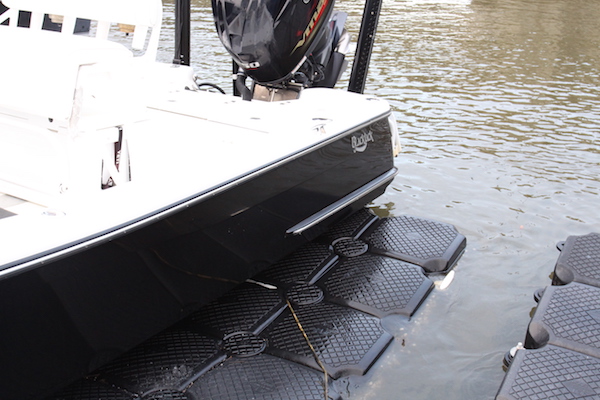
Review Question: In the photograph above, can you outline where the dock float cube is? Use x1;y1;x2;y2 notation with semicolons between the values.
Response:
50;210;466;399
497;231;600;400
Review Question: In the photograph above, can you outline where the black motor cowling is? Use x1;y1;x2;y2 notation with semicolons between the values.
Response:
212;0;336;85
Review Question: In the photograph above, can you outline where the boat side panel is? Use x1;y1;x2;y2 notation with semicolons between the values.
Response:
0;115;394;400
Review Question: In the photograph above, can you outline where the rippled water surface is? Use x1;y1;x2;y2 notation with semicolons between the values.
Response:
157;0;600;398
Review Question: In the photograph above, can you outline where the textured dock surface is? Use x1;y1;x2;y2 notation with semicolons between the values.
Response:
49;209;465;400
497;232;600;400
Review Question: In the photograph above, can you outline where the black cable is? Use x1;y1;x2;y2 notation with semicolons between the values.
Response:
196;82;226;94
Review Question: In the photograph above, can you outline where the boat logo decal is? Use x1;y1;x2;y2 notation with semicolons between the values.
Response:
293;0;330;52
351;130;374;153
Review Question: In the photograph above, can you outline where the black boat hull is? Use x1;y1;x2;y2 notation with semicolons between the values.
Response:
0;114;396;399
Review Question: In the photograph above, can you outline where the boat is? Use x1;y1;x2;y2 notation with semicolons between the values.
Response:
0;0;399;398
0;0;90;31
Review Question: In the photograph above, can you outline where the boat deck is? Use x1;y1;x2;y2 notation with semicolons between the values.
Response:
497;233;600;400
0;85;393;277
47;209;466;399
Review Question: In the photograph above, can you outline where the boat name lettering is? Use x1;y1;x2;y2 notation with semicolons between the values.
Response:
351;131;374;153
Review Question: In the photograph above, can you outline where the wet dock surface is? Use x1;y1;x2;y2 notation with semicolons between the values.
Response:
49;209;465;399
497;233;600;400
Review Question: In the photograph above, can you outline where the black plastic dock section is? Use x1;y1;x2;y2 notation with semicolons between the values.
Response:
497;232;600;400
49;209;465;400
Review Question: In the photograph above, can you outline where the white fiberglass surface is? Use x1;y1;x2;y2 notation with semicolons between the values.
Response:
0;85;389;271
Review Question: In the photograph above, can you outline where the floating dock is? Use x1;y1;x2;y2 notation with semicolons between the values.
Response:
497;232;600;400
49;209;466;400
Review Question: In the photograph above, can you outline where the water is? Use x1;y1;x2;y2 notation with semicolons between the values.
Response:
157;1;600;398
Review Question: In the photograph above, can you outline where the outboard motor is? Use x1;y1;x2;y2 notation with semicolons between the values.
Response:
212;0;350;100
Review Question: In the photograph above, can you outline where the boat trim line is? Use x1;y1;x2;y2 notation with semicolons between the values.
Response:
286;167;398;235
